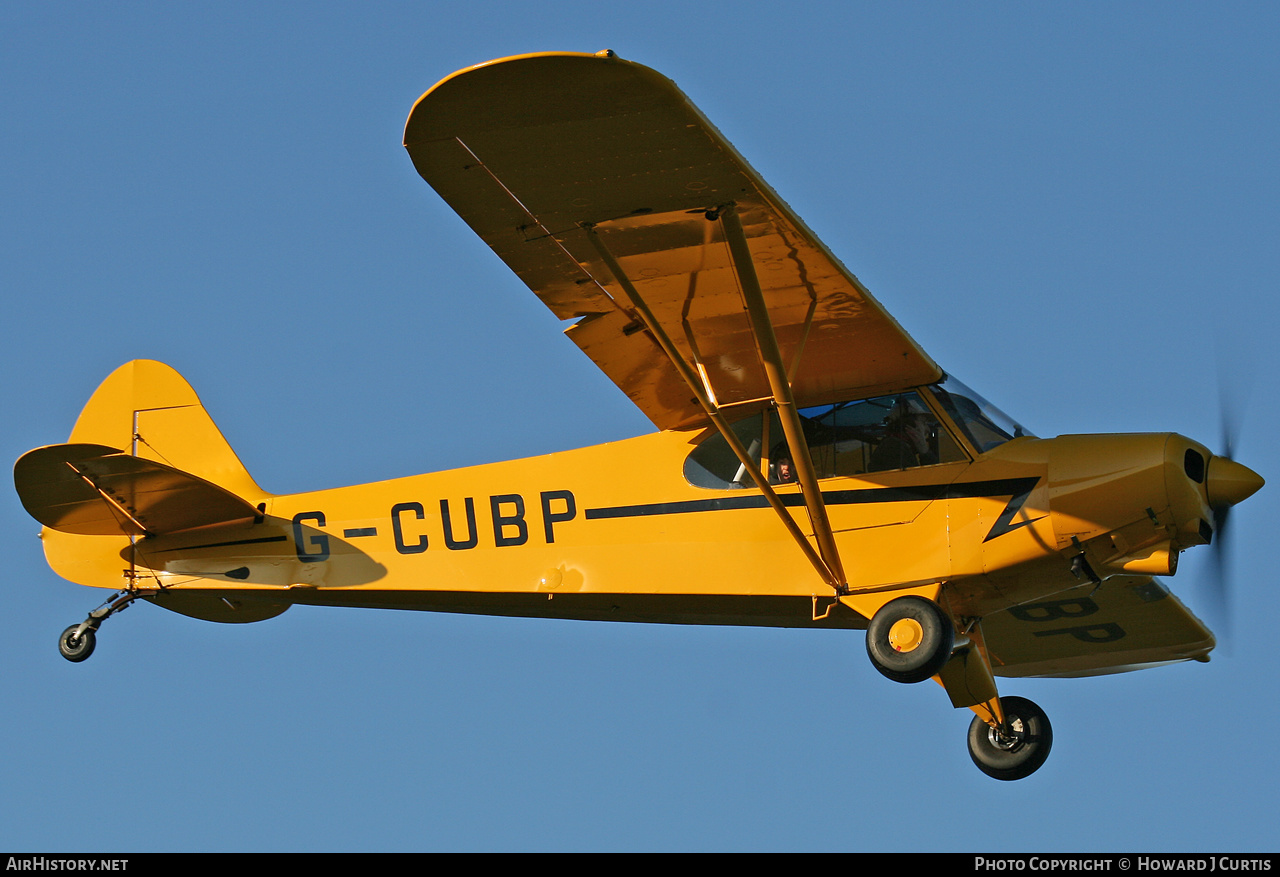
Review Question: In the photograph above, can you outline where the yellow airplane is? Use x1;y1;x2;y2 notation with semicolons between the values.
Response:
14;51;1264;781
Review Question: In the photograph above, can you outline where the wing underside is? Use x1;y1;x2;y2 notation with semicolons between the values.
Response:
404;52;942;431
981;576;1215;678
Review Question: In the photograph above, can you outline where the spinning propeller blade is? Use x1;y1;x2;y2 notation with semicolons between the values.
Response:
1203;372;1264;641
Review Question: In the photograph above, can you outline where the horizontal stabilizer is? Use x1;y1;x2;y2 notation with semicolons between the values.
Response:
15;443;258;536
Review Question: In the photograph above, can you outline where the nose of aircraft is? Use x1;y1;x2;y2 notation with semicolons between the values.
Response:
1206;456;1264;509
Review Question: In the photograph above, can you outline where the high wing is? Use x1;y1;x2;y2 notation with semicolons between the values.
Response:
980;576;1215;678
404;51;941;431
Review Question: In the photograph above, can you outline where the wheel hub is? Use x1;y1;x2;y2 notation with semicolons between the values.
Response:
987;715;1026;751
887;617;924;653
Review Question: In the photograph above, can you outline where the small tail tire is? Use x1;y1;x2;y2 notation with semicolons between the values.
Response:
58;625;96;663
865;596;955;683
968;696;1053;781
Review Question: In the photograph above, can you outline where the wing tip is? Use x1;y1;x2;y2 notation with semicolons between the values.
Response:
404;51;669;146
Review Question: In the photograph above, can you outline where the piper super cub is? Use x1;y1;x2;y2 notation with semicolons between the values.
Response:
15;52;1264;780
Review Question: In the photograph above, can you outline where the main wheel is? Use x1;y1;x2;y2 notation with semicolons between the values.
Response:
865;596;955;683
967;696;1052;781
58;625;96;663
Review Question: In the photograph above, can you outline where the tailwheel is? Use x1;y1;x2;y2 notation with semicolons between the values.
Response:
865;595;955;683
56;590;141;663
58;625;96;663
967;696;1053;781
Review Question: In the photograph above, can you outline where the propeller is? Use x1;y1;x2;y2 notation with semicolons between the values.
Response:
1203;370;1264;641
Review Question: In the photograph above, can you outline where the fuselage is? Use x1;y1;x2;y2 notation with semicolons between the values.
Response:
95;398;1231;632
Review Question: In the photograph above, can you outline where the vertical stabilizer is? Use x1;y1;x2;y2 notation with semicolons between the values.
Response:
37;360;267;590
67;360;266;501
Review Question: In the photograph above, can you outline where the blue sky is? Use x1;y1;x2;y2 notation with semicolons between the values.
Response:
3;2;1278;851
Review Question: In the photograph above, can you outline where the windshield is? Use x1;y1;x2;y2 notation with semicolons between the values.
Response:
927;376;1032;452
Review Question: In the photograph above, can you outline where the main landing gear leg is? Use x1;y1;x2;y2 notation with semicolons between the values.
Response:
926;614;1054;778
937;619;1054;780
58;590;141;663
861;596;1055;781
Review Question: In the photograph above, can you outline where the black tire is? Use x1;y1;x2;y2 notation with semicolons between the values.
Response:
865;596;955;683
58;625;96;663
967;696;1053;781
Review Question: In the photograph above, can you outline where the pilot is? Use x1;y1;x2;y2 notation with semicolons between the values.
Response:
771;444;796;484
869;399;935;472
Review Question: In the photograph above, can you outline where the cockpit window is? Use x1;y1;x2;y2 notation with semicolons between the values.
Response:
797;393;967;478
927;377;1032;452
683;412;771;490
684;390;968;490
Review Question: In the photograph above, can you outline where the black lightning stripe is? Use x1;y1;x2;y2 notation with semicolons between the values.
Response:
980;480;1044;543
585;476;1041;543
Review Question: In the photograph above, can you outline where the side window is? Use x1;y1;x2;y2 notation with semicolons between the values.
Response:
683;392;967;490
799;393;965;477
684;413;766;490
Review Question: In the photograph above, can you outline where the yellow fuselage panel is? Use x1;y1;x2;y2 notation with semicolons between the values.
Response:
45;425;1215;633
